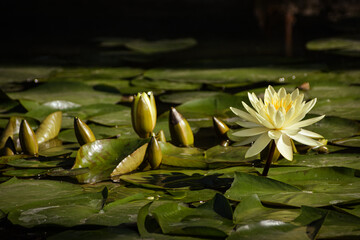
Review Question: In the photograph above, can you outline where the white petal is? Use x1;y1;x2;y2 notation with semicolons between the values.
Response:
236;121;262;128
290;115;325;129
232;127;268;137
298;129;324;138
281;128;300;135
245;133;271;158
268;130;281;139
230;107;259;123
278;87;286;99
283;106;295;126
242;102;274;129
275;134;293;160
233;135;259;146
290;133;323;147
291;88;299;100
274;109;285;129
235;121;262;128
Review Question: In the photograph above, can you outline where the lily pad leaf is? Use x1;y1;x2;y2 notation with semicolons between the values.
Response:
125;38;197;54
72;138;147;183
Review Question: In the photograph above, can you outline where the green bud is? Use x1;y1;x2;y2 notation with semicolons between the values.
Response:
147;136;162;169
131;92;157;138
19;119;38;156
35;111;62;144
212;116;231;146
169;107;194;147
0;137;16;156
0;117;15;149
74;117;96;146
156;130;166;142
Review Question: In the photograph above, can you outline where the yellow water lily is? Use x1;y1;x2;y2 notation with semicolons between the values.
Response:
230;86;325;161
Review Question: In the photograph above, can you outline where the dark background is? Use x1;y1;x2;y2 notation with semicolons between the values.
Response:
1;0;360;65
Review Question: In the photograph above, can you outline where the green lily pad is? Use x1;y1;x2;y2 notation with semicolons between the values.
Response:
2;168;48;177
47;227;141;240
0;89;19;113
124;38;197;54
0;178;84;213
50;67;143;81
58;124;136;143
6;158;67;168
305;115;360;141
8;190;104;228
159;142;207;168
295;206;360;239
150;201;234;238
306;37;360;56
88;109;132;126
73;138;147;183
233;194;300;225
159;91;228;104
312;98;360;120
0;66;59;84
145;66;321;85
333;136;360;147
277;153;360;170
8;81;121;105
131;78;201;91
228;222;308;240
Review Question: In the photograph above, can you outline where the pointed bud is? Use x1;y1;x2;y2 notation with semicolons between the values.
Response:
19;119;38;156
147;136;162;169
74;117;96;146
131;92;157;138
156;130;166;142
0;117;15;149
169;107;194;147
213;116;231;146
0;137;16;156
35;111;62;144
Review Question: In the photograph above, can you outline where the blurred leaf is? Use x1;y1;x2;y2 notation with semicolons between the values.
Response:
125;38;197;54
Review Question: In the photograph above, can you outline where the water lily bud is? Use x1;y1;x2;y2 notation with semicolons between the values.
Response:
131;92;157;138
147;136;162;169
213;116;230;146
0;137;16;156
156;130;166;142
19;119;38;156
0;117;15;149
35;111;62;144
169;107;194;147
74;117;96;146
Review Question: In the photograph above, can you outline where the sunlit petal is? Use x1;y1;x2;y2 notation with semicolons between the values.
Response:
268;130;281;139
290;115;325;129
232;127;268;137
298;129;324;138
290;133;323;146
275;134;293;160
230;107;259;123
245;133;271;158
235;121;262;128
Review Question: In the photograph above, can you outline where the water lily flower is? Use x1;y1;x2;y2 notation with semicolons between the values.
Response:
131;92;157;138
230;86;325;161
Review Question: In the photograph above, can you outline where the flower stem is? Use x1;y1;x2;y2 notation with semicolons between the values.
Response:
262;140;276;177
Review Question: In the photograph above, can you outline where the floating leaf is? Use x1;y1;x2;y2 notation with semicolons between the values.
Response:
3;168;47;177
125;38;197;54
73;138;147;183
8;81;121;105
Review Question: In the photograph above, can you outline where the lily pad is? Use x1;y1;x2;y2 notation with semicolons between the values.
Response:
124;38;197;54
8;81;121;105
2;168;48;177
73;138;147;183
159;91;228;104
312;98;360;120
306;37;360;56
0;178;84;213
6;158;67;168
131;78;201;91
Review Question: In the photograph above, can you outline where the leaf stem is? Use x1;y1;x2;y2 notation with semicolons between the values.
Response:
262;140;276;177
